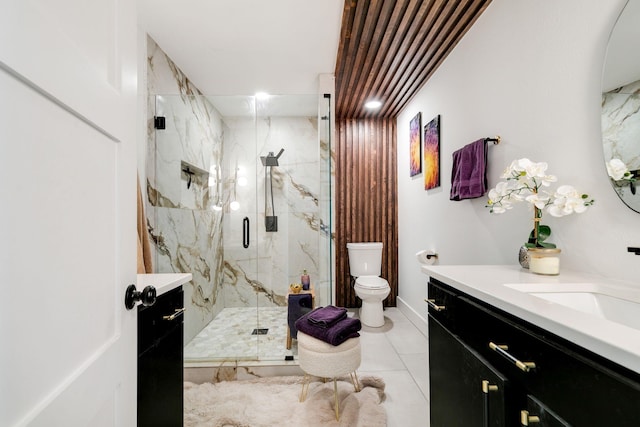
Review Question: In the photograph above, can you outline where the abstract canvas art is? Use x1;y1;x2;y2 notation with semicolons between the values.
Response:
409;112;422;176
423;115;440;190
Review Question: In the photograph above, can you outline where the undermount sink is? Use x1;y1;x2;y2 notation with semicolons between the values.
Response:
504;282;640;331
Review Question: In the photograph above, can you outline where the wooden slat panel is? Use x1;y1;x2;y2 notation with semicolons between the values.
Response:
378;0;455;117
335;0;492;119
365;0;443;118
336;118;397;308
335;0;372;108
389;0;491;114
332;0;491;309
339;0;386;114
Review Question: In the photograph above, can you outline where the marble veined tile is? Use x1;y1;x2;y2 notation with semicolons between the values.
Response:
602;79;640;170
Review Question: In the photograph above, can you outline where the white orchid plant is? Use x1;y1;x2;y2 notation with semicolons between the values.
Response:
486;158;595;248
606;158;637;195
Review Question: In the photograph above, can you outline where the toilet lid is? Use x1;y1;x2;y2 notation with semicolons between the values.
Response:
355;276;389;289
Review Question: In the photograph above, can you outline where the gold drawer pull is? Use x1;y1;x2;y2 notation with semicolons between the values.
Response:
489;342;536;372
425;298;446;311
520;410;540;425
481;380;498;393
163;307;186;321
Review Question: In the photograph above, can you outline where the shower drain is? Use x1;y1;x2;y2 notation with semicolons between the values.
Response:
251;328;269;335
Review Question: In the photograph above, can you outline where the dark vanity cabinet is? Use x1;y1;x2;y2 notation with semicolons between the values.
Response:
427;278;640;426
430;316;508;426
137;286;184;427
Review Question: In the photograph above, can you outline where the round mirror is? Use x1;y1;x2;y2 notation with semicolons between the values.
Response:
602;0;640;213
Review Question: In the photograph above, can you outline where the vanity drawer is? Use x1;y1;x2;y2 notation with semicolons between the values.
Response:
138;287;184;355
457;295;640;426
427;280;459;327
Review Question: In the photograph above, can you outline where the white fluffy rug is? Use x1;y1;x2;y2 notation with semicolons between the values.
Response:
184;375;386;427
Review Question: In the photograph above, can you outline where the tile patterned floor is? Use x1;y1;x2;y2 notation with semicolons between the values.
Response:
358;308;430;427
184;306;430;426
184;307;296;362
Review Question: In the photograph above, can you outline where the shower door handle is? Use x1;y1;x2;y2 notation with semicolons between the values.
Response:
243;217;250;248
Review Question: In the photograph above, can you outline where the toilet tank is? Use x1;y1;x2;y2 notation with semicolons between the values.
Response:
347;242;383;277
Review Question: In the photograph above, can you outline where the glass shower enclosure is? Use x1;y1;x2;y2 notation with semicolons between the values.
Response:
147;93;333;363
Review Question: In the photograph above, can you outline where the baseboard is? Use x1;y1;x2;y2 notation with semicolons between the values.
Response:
396;296;428;337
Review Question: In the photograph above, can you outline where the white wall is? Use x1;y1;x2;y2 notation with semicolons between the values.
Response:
397;0;639;324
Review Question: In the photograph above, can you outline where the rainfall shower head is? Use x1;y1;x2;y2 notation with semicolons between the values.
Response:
260;148;285;167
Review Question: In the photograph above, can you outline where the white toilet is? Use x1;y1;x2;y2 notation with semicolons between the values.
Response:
347;242;391;328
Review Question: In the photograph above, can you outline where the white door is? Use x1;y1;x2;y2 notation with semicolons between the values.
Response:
0;1;139;426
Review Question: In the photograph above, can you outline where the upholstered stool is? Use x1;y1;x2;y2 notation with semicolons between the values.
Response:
297;331;361;420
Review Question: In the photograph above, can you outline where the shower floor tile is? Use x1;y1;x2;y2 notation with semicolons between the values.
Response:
184;307;296;362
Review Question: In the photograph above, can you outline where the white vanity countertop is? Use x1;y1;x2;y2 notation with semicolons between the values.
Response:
421;264;640;375
137;273;192;296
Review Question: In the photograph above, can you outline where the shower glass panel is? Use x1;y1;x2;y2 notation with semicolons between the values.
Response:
150;95;259;361
318;94;334;307
149;93;332;363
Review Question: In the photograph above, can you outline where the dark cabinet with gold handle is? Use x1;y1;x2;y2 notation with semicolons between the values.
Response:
138;286;184;427
520;396;570;426
429;315;508;426
428;278;640;426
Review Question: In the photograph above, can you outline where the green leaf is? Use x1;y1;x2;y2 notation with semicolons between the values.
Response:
537;225;551;242
526;224;554;247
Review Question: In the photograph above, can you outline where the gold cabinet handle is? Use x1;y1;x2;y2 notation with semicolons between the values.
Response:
163;307;186;321
520;410;541;425
481;380;498;393
425;298;446;311
489;342;536;372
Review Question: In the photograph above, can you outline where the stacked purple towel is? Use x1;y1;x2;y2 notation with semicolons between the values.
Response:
307;305;347;328
295;306;361;346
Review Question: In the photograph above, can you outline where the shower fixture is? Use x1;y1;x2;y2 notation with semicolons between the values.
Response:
262;148;284;232
260;148;284;167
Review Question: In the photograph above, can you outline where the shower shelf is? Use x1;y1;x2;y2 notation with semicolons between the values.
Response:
181;160;209;189
181;160;209;178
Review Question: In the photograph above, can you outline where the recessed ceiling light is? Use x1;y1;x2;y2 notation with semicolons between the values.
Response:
255;92;270;100
364;100;382;109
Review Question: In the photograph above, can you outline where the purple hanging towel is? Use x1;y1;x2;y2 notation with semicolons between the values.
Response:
450;138;488;200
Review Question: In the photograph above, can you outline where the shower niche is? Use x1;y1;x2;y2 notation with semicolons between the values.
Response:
147;93;333;363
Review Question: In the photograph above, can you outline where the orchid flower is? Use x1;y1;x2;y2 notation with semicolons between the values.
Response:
486;159;594;248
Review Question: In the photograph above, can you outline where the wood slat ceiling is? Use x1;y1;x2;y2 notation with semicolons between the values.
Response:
335;0;492;119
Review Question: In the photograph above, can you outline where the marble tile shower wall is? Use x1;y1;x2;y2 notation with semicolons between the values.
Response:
147;37;225;344
146;37;330;346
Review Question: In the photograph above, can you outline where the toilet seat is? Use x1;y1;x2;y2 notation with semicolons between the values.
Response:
355;276;389;290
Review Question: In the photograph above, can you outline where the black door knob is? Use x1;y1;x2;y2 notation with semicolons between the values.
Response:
124;284;157;310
